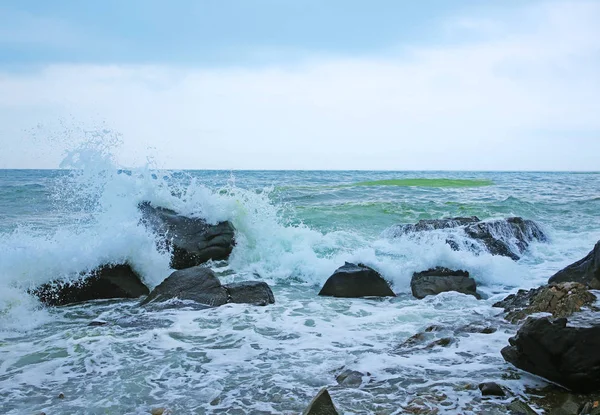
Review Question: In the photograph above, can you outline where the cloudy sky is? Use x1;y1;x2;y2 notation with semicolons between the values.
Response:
0;0;599;170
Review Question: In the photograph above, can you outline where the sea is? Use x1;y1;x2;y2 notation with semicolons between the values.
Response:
1;158;600;413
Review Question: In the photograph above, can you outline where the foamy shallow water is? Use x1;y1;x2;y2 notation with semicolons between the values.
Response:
1;166;599;414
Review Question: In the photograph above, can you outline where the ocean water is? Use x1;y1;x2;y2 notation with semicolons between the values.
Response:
1;164;600;414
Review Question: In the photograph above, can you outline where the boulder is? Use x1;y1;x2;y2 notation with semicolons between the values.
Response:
141;266;275;308
548;241;600;289
411;267;480;299
33;264;149;306
224;281;275;306
493;282;596;323
507;399;538;415
501;317;600;393
388;216;547;260
318;262;395;298
463;217;546;260
393;216;481;234
139;202;235;269
302;388;339;415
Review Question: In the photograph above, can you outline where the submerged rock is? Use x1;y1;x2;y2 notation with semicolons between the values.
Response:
507;399;538;415
318;262;395;298
501;317;600;393
336;369;367;387
388;216;547;260
493;282;596;323
411;267;480;299
302;388;339;415
141;266;275;308
139;202;235;269
33;264;149;306
548;241;600;289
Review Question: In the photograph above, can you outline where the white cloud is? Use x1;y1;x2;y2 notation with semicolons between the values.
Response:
0;1;599;170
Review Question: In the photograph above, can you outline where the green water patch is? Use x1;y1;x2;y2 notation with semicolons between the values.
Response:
349;178;494;188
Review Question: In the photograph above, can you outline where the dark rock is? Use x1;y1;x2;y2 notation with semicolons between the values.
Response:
501;317;600;393
33;264;149;306
549;241;600;289
456;323;497;334
425;337;454;348
139;202;235;269
336;369;366;387
390;216;547;260
318;262;395;298
507;399;538;414
479;382;506;397
394;216;481;234
493;282;596;323
88;320;108;327
411;267;480;299
141;266;228;307
224;281;275;306
302;388;339;415
58;392;65;399
141;266;275;309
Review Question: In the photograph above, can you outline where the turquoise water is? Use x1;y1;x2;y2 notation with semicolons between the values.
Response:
1;168;599;414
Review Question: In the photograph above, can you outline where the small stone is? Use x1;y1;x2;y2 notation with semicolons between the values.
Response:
479;382;505;397
58;392;65;399
150;408;171;415
88;320;108;326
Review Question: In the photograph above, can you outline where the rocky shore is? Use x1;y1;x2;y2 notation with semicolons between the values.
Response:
30;211;600;414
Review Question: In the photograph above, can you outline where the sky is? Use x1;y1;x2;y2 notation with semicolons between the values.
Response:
0;0;599;170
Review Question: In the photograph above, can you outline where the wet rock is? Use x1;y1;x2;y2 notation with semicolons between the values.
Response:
141;266;275;308
465;217;547;260
389;216;547;260
549;241;600;289
302;388;339;415
139;201;235;269
411;267;480;299
502;317;600;393
336;369;366;387
88;320;108;327
393;216;481;234
33;264;149;306
493;282;596;323
58;392;65;399
507;399;538;414
479;382;506;397
318;262;395;298
224;281;274;306
456;323;497;334
150;408;172;415
425;337;454;348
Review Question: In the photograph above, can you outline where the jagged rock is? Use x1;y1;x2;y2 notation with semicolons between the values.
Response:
479;382;505;397
33;264;149;306
336;369;366;387
141;266;275;309
456;323;497;334
388;216;547;260
302;388;339;415
318;262;395;298
493;282;596;323
224;281;275;306
139;202;235;269
411;267;480;299
549;241;600;289
502;317;600;393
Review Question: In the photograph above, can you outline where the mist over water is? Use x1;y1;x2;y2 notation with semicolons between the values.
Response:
1;131;600;414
